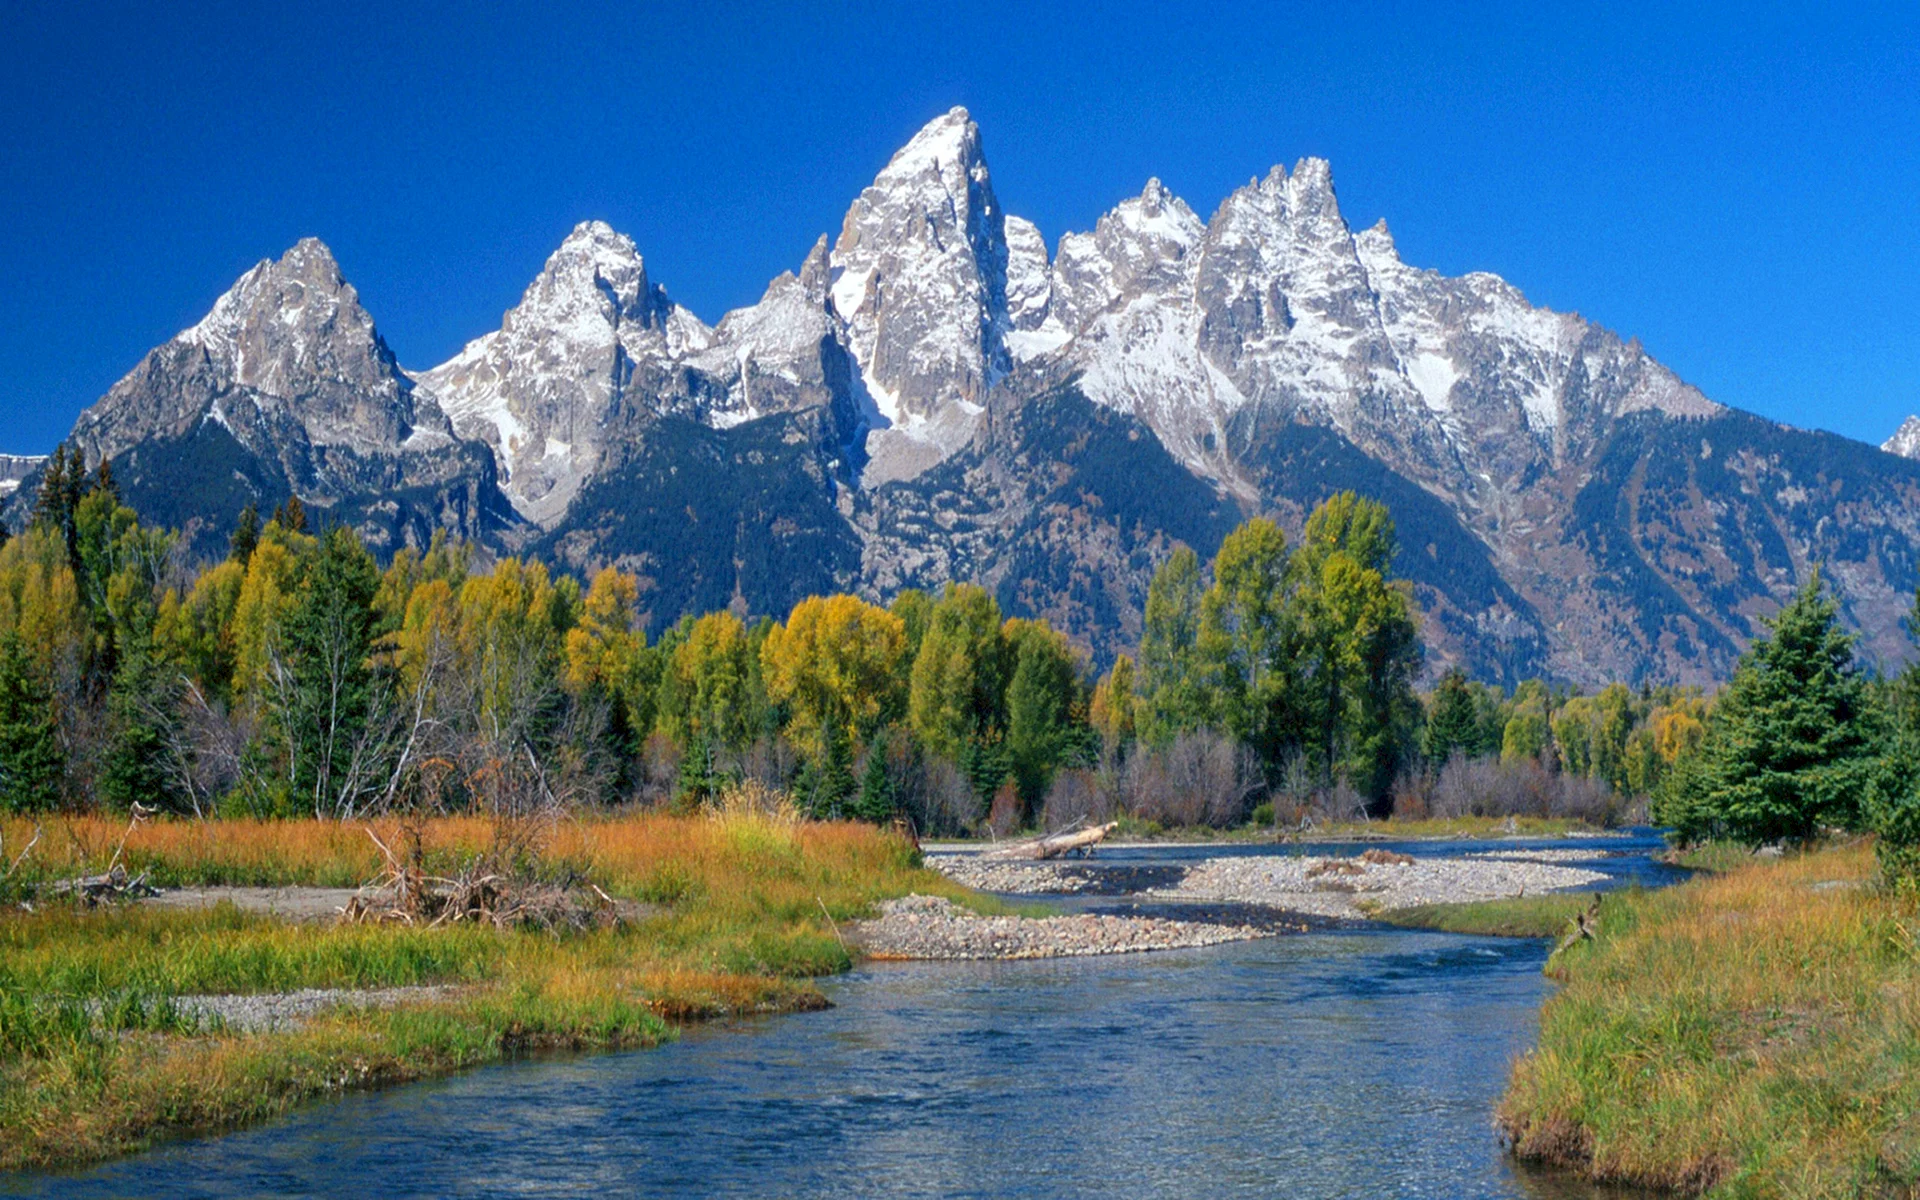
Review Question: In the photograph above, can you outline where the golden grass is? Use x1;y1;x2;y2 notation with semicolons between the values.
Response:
1499;840;1920;1197
0;808;967;1171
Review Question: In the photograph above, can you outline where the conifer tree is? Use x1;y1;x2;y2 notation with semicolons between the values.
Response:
853;738;899;824
1664;572;1877;845
1424;668;1479;766
0;632;62;812
230;501;261;566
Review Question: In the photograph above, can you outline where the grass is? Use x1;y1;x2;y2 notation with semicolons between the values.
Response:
0;808;972;1171
1498;839;1920;1197
1376;892;1604;938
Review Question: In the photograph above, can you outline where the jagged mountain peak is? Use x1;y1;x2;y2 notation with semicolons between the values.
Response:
1884;414;1920;459
508;220;666;338
877;106;985;182
183;236;360;355
829;107;1010;482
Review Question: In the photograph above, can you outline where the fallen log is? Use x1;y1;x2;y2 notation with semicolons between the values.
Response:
1036;822;1119;860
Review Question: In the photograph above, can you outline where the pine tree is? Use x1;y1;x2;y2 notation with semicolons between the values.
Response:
1683;572;1878;845
101;607;187;812
0;633;63;813
1424;668;1479;766
230;501;261;565
31;443;85;574
271;496;308;534
276;526;383;817
853;738;899;824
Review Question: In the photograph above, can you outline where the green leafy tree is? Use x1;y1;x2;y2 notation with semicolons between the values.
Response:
1196;518;1296;770
1136;545;1207;745
1288;494;1422;800
1003;619;1085;820
907;584;1009;760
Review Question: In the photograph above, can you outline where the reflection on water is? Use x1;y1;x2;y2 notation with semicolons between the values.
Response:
9;840;1665;1199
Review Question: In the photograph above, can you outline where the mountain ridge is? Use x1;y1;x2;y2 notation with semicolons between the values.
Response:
6;108;1915;687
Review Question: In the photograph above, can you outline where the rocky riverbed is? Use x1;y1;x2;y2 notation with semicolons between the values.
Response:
1155;853;1609;918
848;895;1273;960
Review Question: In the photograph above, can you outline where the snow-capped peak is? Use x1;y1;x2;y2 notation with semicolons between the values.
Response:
1884;414;1920;459
828;107;1010;481
873;106;985;186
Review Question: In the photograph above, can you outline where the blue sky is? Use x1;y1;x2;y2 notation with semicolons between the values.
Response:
2;1;1915;454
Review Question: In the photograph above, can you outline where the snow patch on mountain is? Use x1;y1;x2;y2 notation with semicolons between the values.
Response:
1884;415;1920;459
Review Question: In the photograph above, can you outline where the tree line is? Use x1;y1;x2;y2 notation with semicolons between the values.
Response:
9;446;1907;855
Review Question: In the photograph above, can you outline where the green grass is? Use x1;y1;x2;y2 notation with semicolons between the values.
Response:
1376;892;1603;938
1498;840;1920;1197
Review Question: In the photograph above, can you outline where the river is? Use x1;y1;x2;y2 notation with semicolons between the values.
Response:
10;834;1676;1198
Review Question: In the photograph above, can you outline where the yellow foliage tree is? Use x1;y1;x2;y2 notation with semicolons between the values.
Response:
760;594;906;757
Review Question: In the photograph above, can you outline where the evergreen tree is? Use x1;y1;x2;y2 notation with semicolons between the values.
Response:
271;496;308;534
230;501;261;566
101;604;187;812
799;720;856;819
1668;572;1878;845
853;737;900;824
31;443;85;574
1424;668;1479;766
0;632;63;812
276;526;385;817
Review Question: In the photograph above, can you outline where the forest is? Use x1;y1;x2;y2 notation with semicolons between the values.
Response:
0;443;1903;852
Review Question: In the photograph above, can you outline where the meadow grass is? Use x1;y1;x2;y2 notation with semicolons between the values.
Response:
1498;839;1920;1197
0;809;967;1171
1376;892;1604;938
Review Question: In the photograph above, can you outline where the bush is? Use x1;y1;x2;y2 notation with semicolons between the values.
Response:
1041;768;1116;833
1423;754;1638;827
1118;731;1261;828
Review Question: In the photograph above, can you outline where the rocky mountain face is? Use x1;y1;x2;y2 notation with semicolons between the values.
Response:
0;454;45;500
3;240;509;558
1883;415;1920;459
10;108;1918;685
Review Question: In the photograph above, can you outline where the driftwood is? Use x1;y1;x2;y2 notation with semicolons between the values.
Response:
38;865;158;906
1554;895;1604;957
341;825;637;931
986;822;1119;861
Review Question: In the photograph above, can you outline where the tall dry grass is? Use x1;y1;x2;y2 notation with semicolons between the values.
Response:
0;796;962;1170
1499;839;1920;1197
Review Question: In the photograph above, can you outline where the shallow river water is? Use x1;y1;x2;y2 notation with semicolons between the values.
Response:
10;835;1675;1199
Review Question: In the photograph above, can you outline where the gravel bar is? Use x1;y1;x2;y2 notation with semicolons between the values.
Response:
171;985;460;1033
1155;854;1609;918
849;895;1270;960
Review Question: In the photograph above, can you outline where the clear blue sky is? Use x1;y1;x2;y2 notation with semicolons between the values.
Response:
2;1;1915;454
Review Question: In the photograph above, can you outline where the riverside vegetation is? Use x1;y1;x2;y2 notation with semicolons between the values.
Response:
8;454;1920;1187
1494;575;1920;1197
0;802;980;1170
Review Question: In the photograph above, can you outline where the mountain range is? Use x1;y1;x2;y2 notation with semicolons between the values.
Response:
8;108;1919;687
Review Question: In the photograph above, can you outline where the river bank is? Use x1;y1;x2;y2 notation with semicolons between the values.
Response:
0;811;960;1172
1498;839;1919;1197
